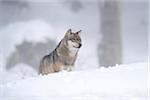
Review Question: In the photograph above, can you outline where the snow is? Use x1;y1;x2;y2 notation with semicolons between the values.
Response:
0;62;148;100
0;63;37;84
0;20;56;58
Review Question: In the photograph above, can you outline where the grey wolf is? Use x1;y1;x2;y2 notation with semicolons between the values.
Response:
39;29;82;75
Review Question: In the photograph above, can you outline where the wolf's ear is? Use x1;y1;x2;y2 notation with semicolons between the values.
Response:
65;29;72;37
76;30;82;35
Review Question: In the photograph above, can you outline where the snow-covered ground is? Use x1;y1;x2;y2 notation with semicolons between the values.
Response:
0;62;148;100
0;63;37;84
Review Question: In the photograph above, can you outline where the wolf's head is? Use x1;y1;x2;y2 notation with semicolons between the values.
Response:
64;29;82;51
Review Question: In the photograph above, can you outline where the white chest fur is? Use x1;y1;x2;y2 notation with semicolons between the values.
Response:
69;47;79;57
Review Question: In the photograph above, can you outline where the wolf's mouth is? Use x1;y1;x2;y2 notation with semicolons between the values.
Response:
73;44;82;48
73;46;80;48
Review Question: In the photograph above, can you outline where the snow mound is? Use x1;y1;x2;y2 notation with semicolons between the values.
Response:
0;63;148;100
0;20;56;57
0;20;55;42
0;63;37;84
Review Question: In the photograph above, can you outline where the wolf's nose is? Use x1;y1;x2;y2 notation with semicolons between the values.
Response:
79;43;82;48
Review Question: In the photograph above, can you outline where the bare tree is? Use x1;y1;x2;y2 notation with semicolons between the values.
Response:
98;0;122;67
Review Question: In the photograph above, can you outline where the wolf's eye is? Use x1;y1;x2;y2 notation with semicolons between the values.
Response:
71;39;75;42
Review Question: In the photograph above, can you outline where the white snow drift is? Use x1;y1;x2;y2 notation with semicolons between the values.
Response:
0;62;148;100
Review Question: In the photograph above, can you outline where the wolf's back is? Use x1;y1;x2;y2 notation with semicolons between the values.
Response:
39;54;53;75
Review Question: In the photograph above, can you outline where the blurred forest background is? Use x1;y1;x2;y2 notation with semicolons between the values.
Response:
0;0;148;73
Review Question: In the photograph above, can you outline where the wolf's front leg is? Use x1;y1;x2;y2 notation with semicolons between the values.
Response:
67;66;74;72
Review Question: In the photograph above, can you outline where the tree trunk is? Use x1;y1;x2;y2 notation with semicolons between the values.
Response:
98;0;122;67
